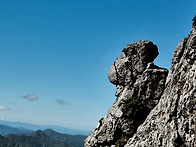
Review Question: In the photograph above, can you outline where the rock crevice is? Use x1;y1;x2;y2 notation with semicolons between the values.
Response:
85;16;196;147
85;41;168;147
125;16;196;147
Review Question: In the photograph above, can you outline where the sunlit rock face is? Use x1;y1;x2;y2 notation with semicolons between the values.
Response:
125;16;196;147
85;40;168;147
85;16;196;147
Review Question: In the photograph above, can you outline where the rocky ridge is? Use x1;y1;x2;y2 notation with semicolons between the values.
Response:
85;16;196;147
125;16;196;147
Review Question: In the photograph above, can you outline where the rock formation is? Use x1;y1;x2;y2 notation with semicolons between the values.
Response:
85;16;196;147
125;16;196;147
85;41;168;146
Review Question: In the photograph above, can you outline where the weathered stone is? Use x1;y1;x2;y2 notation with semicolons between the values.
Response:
125;16;196;147
85;41;168;147
108;41;159;87
85;16;196;147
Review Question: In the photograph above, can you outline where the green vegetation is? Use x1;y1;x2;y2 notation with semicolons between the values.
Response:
115;137;128;147
122;97;139;118
44;129;86;147
0;135;28;147
122;97;150;124
1;129;86;147
6;130;69;147
115;97;151;146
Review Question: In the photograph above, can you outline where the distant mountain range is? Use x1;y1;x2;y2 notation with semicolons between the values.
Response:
0;124;32;136
5;129;86;147
0;124;86;147
0;120;90;136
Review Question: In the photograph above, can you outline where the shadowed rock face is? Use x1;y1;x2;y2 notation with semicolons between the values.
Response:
85;41;168;147
85;16;196;147
125;17;196;147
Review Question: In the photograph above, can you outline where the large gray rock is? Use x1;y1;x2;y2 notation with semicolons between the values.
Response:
85;41;168;146
125;16;196;147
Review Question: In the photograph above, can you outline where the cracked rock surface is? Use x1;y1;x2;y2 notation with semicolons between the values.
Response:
85;16;196;147
85;41;168;147
125;16;196;147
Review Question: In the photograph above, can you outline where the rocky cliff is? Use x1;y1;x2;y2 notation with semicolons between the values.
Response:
85;16;196;147
85;40;168;146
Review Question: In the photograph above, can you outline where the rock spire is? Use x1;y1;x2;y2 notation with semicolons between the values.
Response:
85;41;168;146
85;16;196;147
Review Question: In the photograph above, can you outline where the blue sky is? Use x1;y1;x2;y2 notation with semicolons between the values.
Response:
0;0;195;131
